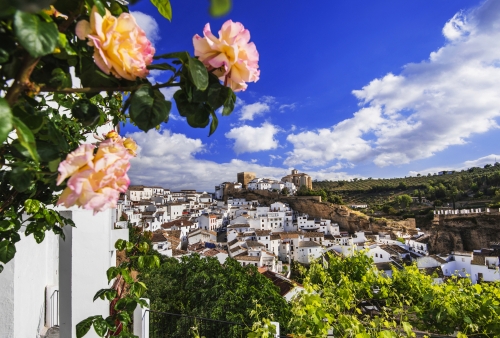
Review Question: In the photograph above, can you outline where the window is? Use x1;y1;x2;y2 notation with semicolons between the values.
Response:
375;253;378;257
309;249;311;253
380;254;383;258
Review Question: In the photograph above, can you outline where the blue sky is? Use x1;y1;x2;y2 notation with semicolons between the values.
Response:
122;0;500;191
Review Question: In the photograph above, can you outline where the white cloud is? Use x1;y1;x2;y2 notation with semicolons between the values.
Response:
225;122;280;154
279;103;296;112
159;87;179;101
286;0;500;168
409;154;500;176
285;107;383;166
126;130;294;191
239;102;271;121
130;11;160;44
126;130;359;191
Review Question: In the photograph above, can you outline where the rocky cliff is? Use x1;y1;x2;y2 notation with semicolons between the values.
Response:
420;214;500;254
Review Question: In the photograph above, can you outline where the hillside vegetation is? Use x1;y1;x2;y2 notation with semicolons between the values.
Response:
311;163;500;217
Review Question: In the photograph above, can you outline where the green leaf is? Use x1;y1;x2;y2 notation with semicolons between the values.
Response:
9;166;32;192
0;220;14;232
207;82;228;110
76;316;95;338
0;240;16;264
12;116;38;163
129;85;171;132
9;0;54;13
34;230;45;244
121;268;133;284
12;102;43;133
150;0;172;21
24;199;40;214
209;111;218;136
106;267;119;283
0;98;12;144
115;239;126;251
147;63;176;72
37;141;60;162
115;297;137;312
52;225;65;240
93;316;108;337
173;90;211;128
49;68;72;89
48;158;60;172
138;242;149;253
79;57;120;91
153;51;189;63
188;57;209;91
13;11;59;58
117;311;131;324
137;255;145;269
71;99;100;127
93;0;106;16
209;0;232;17
0;48;8;64
222;89;236;116
94;288;110;302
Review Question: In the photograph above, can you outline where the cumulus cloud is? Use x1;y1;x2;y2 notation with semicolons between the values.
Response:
126;130;359;191
126;130;293;191
409;154;500;176
285;0;500;168
225;122;280;154
130;11;160;44
239;102;271;121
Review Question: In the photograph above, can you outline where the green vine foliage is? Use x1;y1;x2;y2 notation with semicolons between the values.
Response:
0;0;233;337
253;251;500;338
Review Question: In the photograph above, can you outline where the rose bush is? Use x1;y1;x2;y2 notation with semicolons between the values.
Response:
76;6;155;81
193;19;260;91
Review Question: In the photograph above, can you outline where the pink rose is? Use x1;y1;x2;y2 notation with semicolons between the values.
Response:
193;20;260;92
56;135;135;214
76;7;155;81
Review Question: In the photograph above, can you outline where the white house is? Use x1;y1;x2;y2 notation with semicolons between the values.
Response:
297;241;323;264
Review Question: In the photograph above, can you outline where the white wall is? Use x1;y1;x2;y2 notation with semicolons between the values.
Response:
58;208;128;337
0;229;59;337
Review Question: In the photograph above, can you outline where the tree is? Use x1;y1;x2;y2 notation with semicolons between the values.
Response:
281;187;290;195
141;254;291;332
397;194;413;210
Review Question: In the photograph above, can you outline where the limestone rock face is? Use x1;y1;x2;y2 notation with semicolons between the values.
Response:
423;214;500;253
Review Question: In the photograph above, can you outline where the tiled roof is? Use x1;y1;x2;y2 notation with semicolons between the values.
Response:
260;270;302;297
172;249;188;256
254;230;272;236
429;255;447;264
234;255;260;261
246;240;265;248
151;232;167;243
303;232;324;238
161;219;194;228
298;241;321;248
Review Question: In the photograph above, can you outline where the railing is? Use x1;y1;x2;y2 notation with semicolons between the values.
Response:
50;290;59;327
147;311;250;338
